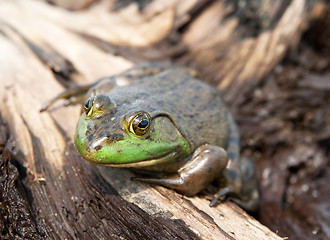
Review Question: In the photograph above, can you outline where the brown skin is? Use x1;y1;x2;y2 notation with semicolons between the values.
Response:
41;62;259;211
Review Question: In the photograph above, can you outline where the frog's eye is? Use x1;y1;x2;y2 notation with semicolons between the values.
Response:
84;94;115;117
129;112;151;137
84;96;95;117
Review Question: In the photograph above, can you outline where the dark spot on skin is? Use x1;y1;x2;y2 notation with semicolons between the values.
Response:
131;95;139;100
98;131;105;138
156;89;165;95
116;133;124;139
107;133;124;141
139;92;150;98
87;134;94;142
150;62;160;67
101;118;108;125
207;167;213;173
194;85;202;91
95;145;102;151
107;134;116;141
243;166;252;178
208;101;216;108
228;152;238;162
227;169;239;180
228;136;239;142
157;100;165;106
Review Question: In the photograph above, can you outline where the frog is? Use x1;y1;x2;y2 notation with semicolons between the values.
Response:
41;62;259;211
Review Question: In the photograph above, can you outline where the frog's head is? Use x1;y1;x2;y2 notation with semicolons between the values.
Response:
74;93;191;167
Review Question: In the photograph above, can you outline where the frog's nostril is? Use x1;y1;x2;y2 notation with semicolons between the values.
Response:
95;145;102;151
90;136;109;151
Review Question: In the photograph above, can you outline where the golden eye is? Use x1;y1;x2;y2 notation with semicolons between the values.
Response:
129;112;151;137
84;94;115;118
84;96;95;117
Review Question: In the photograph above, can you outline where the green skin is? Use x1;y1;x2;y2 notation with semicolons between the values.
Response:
42;62;259;211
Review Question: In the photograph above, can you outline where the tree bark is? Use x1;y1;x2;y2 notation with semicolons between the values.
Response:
0;0;326;239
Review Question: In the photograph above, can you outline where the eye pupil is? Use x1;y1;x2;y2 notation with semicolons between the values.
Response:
138;119;149;129
85;99;91;109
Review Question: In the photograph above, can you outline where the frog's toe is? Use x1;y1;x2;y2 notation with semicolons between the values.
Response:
210;187;233;207
210;186;259;211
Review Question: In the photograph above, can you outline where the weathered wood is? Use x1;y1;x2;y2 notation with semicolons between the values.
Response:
0;0;324;239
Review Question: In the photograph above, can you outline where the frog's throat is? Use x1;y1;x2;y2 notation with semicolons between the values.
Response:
89;151;177;168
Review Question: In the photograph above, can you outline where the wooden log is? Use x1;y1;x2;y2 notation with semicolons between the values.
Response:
0;0;323;239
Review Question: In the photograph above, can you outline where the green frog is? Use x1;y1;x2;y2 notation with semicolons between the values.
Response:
41;62;259;211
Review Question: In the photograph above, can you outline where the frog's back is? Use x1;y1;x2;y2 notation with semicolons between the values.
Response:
109;69;229;149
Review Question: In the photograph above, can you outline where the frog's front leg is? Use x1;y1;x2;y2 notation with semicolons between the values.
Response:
133;144;228;196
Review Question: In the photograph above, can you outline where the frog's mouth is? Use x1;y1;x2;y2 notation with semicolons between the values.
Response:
88;151;178;168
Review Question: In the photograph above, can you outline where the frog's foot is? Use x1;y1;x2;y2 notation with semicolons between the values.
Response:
133;144;228;196
210;187;259;211
211;157;259;211
209;187;231;206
